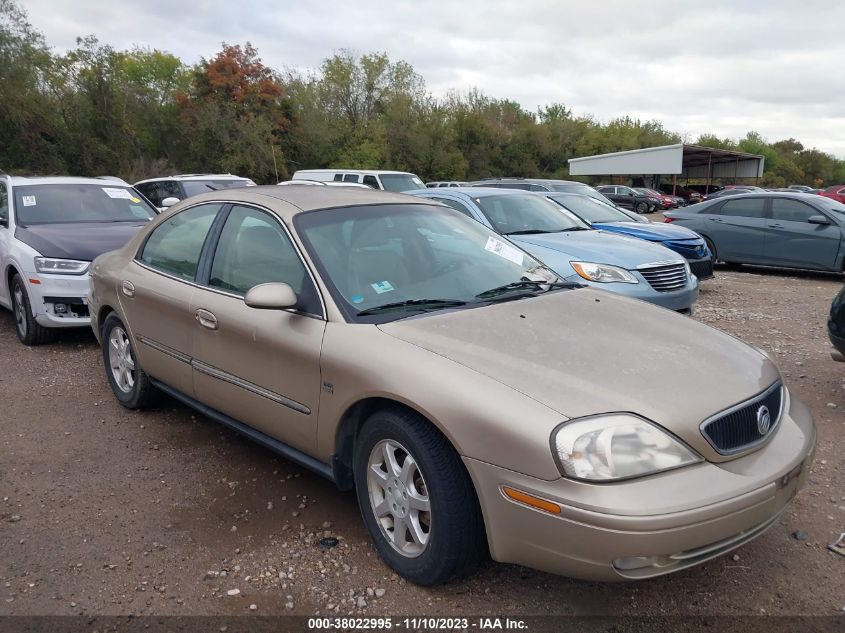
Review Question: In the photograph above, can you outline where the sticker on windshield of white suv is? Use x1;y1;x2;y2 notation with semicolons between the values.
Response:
484;236;524;265
21;195;36;206
102;187;133;200
371;281;395;294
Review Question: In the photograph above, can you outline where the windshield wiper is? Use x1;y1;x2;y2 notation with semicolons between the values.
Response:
503;229;562;235
356;298;468;316
560;226;589;231
204;184;220;191
475;280;581;300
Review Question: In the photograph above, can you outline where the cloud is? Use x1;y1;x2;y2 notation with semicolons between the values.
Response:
19;0;845;157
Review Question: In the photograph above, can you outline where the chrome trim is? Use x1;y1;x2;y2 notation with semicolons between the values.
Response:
191;359;311;415
699;381;784;456
635;260;682;270
137;335;192;364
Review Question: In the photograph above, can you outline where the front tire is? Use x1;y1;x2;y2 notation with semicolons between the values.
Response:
353;407;486;585
635;201;649;214
11;274;53;345
101;314;158;409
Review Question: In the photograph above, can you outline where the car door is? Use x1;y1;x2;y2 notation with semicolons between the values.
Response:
763;198;841;270
705;197;767;262
190;203;326;454
124;202;223;395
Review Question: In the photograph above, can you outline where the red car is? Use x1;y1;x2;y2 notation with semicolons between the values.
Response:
633;187;677;209
820;185;845;204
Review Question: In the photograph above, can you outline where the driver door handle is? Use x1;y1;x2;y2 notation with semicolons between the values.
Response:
195;308;218;330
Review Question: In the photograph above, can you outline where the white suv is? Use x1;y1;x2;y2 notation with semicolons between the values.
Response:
134;174;256;210
0;175;158;345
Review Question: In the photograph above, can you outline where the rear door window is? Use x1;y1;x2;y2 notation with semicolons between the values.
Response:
362;175;379;189
718;197;766;218
343;174;359;183
139;203;221;280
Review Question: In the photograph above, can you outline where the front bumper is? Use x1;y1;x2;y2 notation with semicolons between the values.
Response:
829;330;845;361
465;394;815;581
24;272;91;328
687;256;714;280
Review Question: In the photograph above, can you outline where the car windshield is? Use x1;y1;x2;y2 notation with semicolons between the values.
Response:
547;194;632;223
13;184;157;226
182;180;252;196
816;197;845;220
379;174;426;192
550;184;617;207
473;194;590;234
295;203;562;322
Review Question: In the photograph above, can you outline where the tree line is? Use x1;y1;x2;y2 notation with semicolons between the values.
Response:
2;0;844;187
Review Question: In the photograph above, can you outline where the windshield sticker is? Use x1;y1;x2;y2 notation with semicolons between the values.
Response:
484;237;524;265
102;187;133;200
370;281;395;294
21;195;36;207
129;196;141;203
351;294;364;304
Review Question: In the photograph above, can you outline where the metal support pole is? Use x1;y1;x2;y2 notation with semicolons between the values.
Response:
706;153;712;194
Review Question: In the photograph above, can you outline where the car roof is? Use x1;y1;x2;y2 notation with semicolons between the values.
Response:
473;178;585;185
9;176;131;186
173;185;433;220
134;174;250;184
407;186;537;198
294;169;416;176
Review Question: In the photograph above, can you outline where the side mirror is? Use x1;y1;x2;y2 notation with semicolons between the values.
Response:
244;282;297;310
808;215;831;225
161;197;180;208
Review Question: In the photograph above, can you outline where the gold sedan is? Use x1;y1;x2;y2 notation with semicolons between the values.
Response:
88;186;815;585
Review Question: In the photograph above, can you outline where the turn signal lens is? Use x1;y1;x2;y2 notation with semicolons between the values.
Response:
501;486;561;514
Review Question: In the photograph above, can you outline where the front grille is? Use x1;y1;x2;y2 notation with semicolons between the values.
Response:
639;263;688;292
689;259;714;280
701;382;783;454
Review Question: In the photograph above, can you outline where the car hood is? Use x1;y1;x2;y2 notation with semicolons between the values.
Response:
509;229;683;267
593;221;703;242
15;222;150;261
379;288;779;460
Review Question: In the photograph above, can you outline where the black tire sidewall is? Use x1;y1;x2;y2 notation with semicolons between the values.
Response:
703;237;718;264
10;276;29;342
353;410;479;585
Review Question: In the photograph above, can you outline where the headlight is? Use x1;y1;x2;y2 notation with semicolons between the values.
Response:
552;414;702;481
34;257;90;275
570;261;638;284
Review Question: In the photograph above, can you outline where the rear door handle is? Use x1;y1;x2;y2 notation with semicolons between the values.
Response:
121;280;135;297
768;223;784;229
195;308;218;330
708;218;724;223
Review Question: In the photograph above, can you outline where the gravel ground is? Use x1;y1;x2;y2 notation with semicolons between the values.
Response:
0;265;843;619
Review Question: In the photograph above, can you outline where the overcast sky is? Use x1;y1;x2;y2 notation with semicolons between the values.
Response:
19;0;845;157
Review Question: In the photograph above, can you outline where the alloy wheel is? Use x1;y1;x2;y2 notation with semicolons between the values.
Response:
367;439;431;558
108;326;136;393
13;284;27;338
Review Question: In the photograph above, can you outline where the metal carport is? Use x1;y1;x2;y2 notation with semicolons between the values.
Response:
567;143;765;192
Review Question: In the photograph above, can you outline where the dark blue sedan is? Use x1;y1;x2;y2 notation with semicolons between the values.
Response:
543;192;714;280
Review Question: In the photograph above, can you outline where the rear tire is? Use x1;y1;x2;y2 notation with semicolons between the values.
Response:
353;407;487;585
101;314;158;409
11;274;53;346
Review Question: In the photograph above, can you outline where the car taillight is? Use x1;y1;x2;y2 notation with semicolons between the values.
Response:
664;217;675;223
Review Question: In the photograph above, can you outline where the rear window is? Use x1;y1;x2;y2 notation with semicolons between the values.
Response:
13;184;157;226
379;174;425;192
181;180;253;197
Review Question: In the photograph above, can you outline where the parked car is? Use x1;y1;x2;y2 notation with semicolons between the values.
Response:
829;284;845;362
595;185;658;213
291;169;424;192
277;180;371;189
426;181;469;188
633;187;676;210
788;185;815;193
658;185;703;204
0;175;157;345
543;193;714;280
819;185;845;204
134;174;255;210
469;178;618;207
408;188;698;313
685;184;724;196
88;185;814;585
664;192;845;272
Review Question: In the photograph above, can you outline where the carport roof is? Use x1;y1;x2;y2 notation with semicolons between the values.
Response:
568;143;765;179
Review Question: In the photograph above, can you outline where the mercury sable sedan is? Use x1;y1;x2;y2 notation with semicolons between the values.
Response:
88;186;815;585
